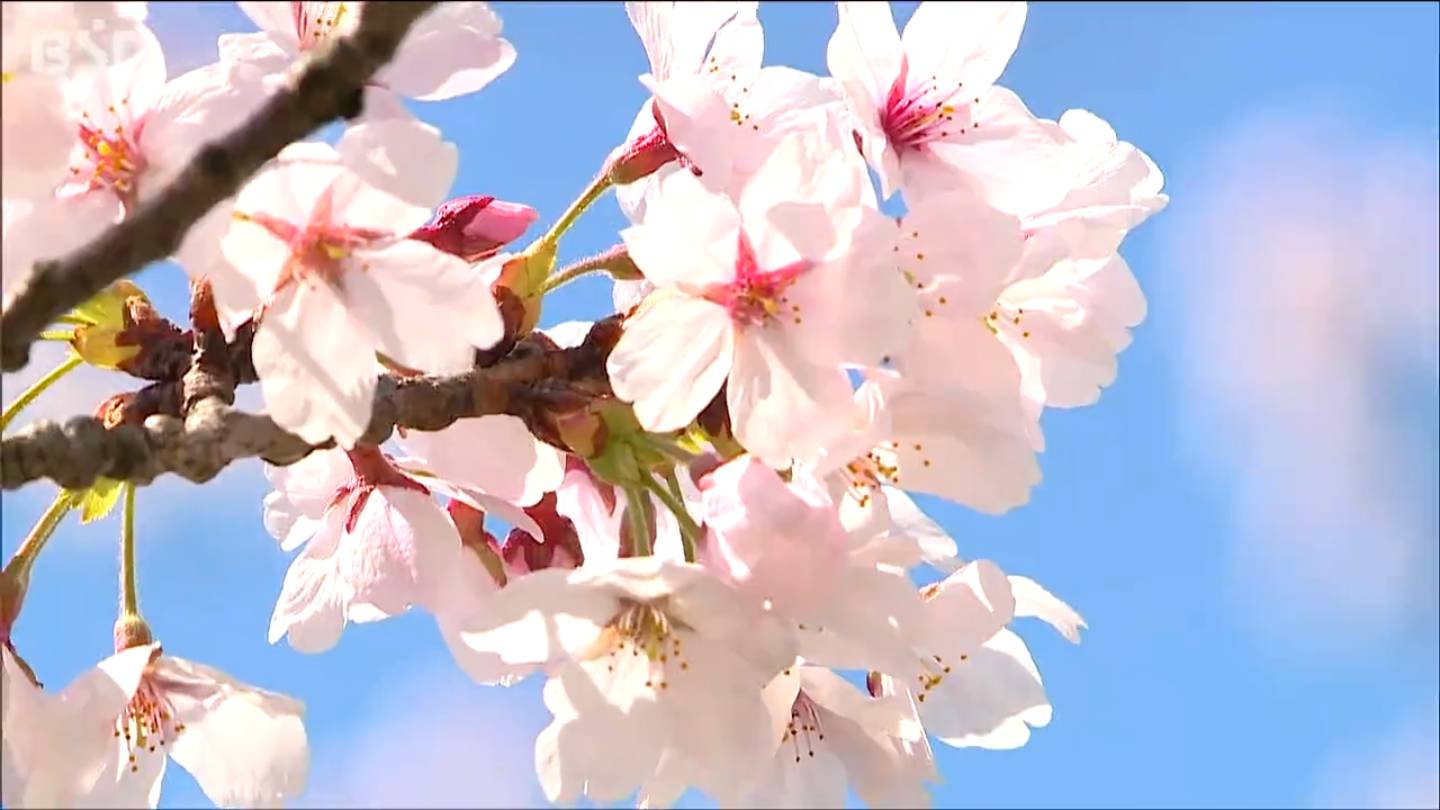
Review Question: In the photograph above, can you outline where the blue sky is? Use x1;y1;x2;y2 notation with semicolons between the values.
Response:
3;2;1438;807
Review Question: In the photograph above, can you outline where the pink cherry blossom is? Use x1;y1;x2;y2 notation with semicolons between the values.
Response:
827;1;1069;213
607;131;913;466
215;134;502;446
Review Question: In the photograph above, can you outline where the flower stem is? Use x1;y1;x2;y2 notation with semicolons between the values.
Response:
0;353;82;432
120;483;140;616
534;170;613;258
622;484;653;557
538;245;635;295
643;473;701;563
1;491;77;583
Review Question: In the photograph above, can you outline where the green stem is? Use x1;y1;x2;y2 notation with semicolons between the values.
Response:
1;491;76;582
533;171;613;258
642;473;701;563
1;353;82;432
120;483;140;616
622;484;653;557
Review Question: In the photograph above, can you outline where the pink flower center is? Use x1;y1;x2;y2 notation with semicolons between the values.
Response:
115;675;183;772
704;232;812;328
782;689;826;762
880;56;982;151
237;186;390;297
70;104;148;209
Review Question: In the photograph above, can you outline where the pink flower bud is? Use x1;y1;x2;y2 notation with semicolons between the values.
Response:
607;125;682;186
409;195;539;262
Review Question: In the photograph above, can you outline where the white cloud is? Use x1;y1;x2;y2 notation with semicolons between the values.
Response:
298;664;549;808
1165;109;1439;654
1309;698;1440;809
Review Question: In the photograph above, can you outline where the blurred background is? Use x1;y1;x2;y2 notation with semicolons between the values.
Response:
2;2;1437;807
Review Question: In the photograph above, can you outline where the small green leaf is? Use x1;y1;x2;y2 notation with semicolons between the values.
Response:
78;477;124;524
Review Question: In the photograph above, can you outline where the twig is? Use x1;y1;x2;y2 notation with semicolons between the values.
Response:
0;2;438;373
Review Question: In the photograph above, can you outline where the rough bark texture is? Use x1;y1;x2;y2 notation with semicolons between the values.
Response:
0;2;437;373
1;318;623;491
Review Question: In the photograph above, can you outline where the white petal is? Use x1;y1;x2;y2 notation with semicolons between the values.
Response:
621;167;742;290
379;2;515;100
252;281;378;448
237;1;301;51
455;569;614;666
1;72;71;200
727;329;859;467
828;2;902;104
344;487;461;618
349;241;503;373
399;415;563;505
335;119;458;213
901;2;1026;92
608;290;735;432
1009;575;1086;643
158;656;309;808
923;628;1051;750
269;510;349;652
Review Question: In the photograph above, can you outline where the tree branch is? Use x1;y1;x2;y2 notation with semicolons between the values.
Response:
0;1;438;373
0;318;623;492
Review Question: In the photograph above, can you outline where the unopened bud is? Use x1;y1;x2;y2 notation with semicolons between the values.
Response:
113;613;154;652
410;195;538;262
607;124;681;186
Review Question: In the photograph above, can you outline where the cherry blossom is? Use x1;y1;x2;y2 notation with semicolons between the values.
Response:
827;1;1069;213
455;556;795;804
396;415;565;509
263;445;462;652
222;2;515;113
1;644;156;808
84;648;309;808
699;455;927;676
739;665;932;808
409;194;538;262
1;2;151;203
607;131;913;466
991;110;1169;410
3;18;263;308
901;559;1083;750
214;132;502;446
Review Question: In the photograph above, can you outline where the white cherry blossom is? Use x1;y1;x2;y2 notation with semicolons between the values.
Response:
83;650;308;809
1;644;155;808
455;556;795;804
263;445;462;652
827;1;1069;213
740;665;932;808
215;133;502;446
222;2;515;111
3;20;263;308
608;131;912;466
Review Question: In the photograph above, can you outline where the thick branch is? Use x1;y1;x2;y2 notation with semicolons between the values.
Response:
0;318;623;491
0;2;437;373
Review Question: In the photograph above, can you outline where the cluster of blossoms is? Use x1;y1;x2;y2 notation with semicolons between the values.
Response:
0;1;1164;807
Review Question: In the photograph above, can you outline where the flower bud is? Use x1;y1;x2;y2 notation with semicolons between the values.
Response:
606;125;681;186
410;195;538;262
